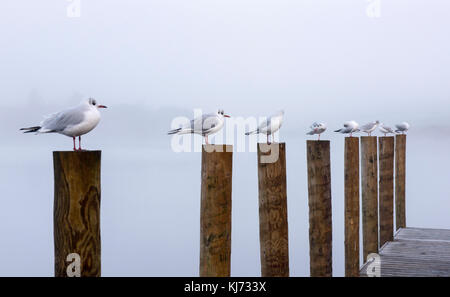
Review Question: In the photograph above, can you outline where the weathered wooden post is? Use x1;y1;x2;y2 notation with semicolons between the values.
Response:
257;143;289;277
395;135;406;231
307;140;332;277
379;137;395;247
200;144;233;277
360;137;378;261
344;137;360;277
53;151;101;277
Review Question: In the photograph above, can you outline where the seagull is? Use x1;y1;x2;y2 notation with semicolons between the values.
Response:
245;110;284;144
334;121;360;137
20;98;107;151
360;121;380;136
168;109;230;145
307;122;327;140
395;122;410;134
379;123;395;137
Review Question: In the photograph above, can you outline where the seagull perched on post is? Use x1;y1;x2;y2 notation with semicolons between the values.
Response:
307;122;327;140
245;110;284;144
360;121;380;136
334;121;360;137
168;109;230;145
395;122;410;134
20;98;107;151
379;123;395;137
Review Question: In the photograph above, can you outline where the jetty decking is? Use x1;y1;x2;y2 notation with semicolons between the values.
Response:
360;227;450;277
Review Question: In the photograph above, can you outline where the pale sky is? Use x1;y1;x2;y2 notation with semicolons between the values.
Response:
0;1;449;120
1;0;450;277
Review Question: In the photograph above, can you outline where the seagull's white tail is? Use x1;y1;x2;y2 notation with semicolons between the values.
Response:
20;126;41;134
168;128;182;135
168;128;193;135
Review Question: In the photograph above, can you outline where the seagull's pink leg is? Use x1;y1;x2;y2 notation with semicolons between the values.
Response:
318;134;321;141
73;137;76;151
205;136;209;145
78;136;82;151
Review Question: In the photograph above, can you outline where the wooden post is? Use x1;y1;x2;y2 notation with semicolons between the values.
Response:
307;140;332;277
379;137;395;247
257;143;289;277
360;137;378;261
344;137;360;277
53;151;101;277
395;135;406;231
200;145;233;277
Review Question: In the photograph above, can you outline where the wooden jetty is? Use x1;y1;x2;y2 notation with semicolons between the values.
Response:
360;227;450;277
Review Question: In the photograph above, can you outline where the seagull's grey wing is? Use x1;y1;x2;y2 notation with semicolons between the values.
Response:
41;107;86;132
360;123;373;130
191;114;217;133
258;117;271;131
202;115;220;132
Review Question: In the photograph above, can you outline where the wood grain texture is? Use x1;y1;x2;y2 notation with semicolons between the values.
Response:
257;143;289;277
306;140;332;277
344;137;360;277
200;145;233;277
395;135;406;231
361;136;379;261
379;137;394;247
53;151;101;277
360;228;450;277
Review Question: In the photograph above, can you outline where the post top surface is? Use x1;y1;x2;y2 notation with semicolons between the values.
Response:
202;144;233;153
53;150;102;154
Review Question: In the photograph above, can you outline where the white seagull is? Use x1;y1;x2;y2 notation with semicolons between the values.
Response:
20;98;107;151
360;121;380;136
334;120;360;137
168;109;230;145
245;110;284;144
395;122;410;134
379;123;395;137
307;122;327;140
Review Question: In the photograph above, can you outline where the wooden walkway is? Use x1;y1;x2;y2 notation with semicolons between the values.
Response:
360;227;450;277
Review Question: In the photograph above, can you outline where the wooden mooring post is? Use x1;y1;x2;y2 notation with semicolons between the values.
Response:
379;137;395;247
200;145;233;277
361;137;378;261
53;151;102;277
257;143;289;277
306;140;332;277
344;137;359;277
395;135;406;231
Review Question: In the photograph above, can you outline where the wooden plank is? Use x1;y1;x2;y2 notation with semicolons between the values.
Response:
379;137;394;247
360;227;450;277
395;135;406;230
200;145;233;277
53;151;102;277
307;140;332;277
395;227;450;242
257;143;289;277
344;137;360;277
361;137;379;260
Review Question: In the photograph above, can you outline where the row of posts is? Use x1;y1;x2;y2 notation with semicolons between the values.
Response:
306;135;406;277
52;135;405;277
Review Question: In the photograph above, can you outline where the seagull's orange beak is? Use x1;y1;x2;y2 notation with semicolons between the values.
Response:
98;105;107;108
224;114;230;118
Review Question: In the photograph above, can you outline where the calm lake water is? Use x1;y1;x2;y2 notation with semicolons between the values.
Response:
0;131;449;276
